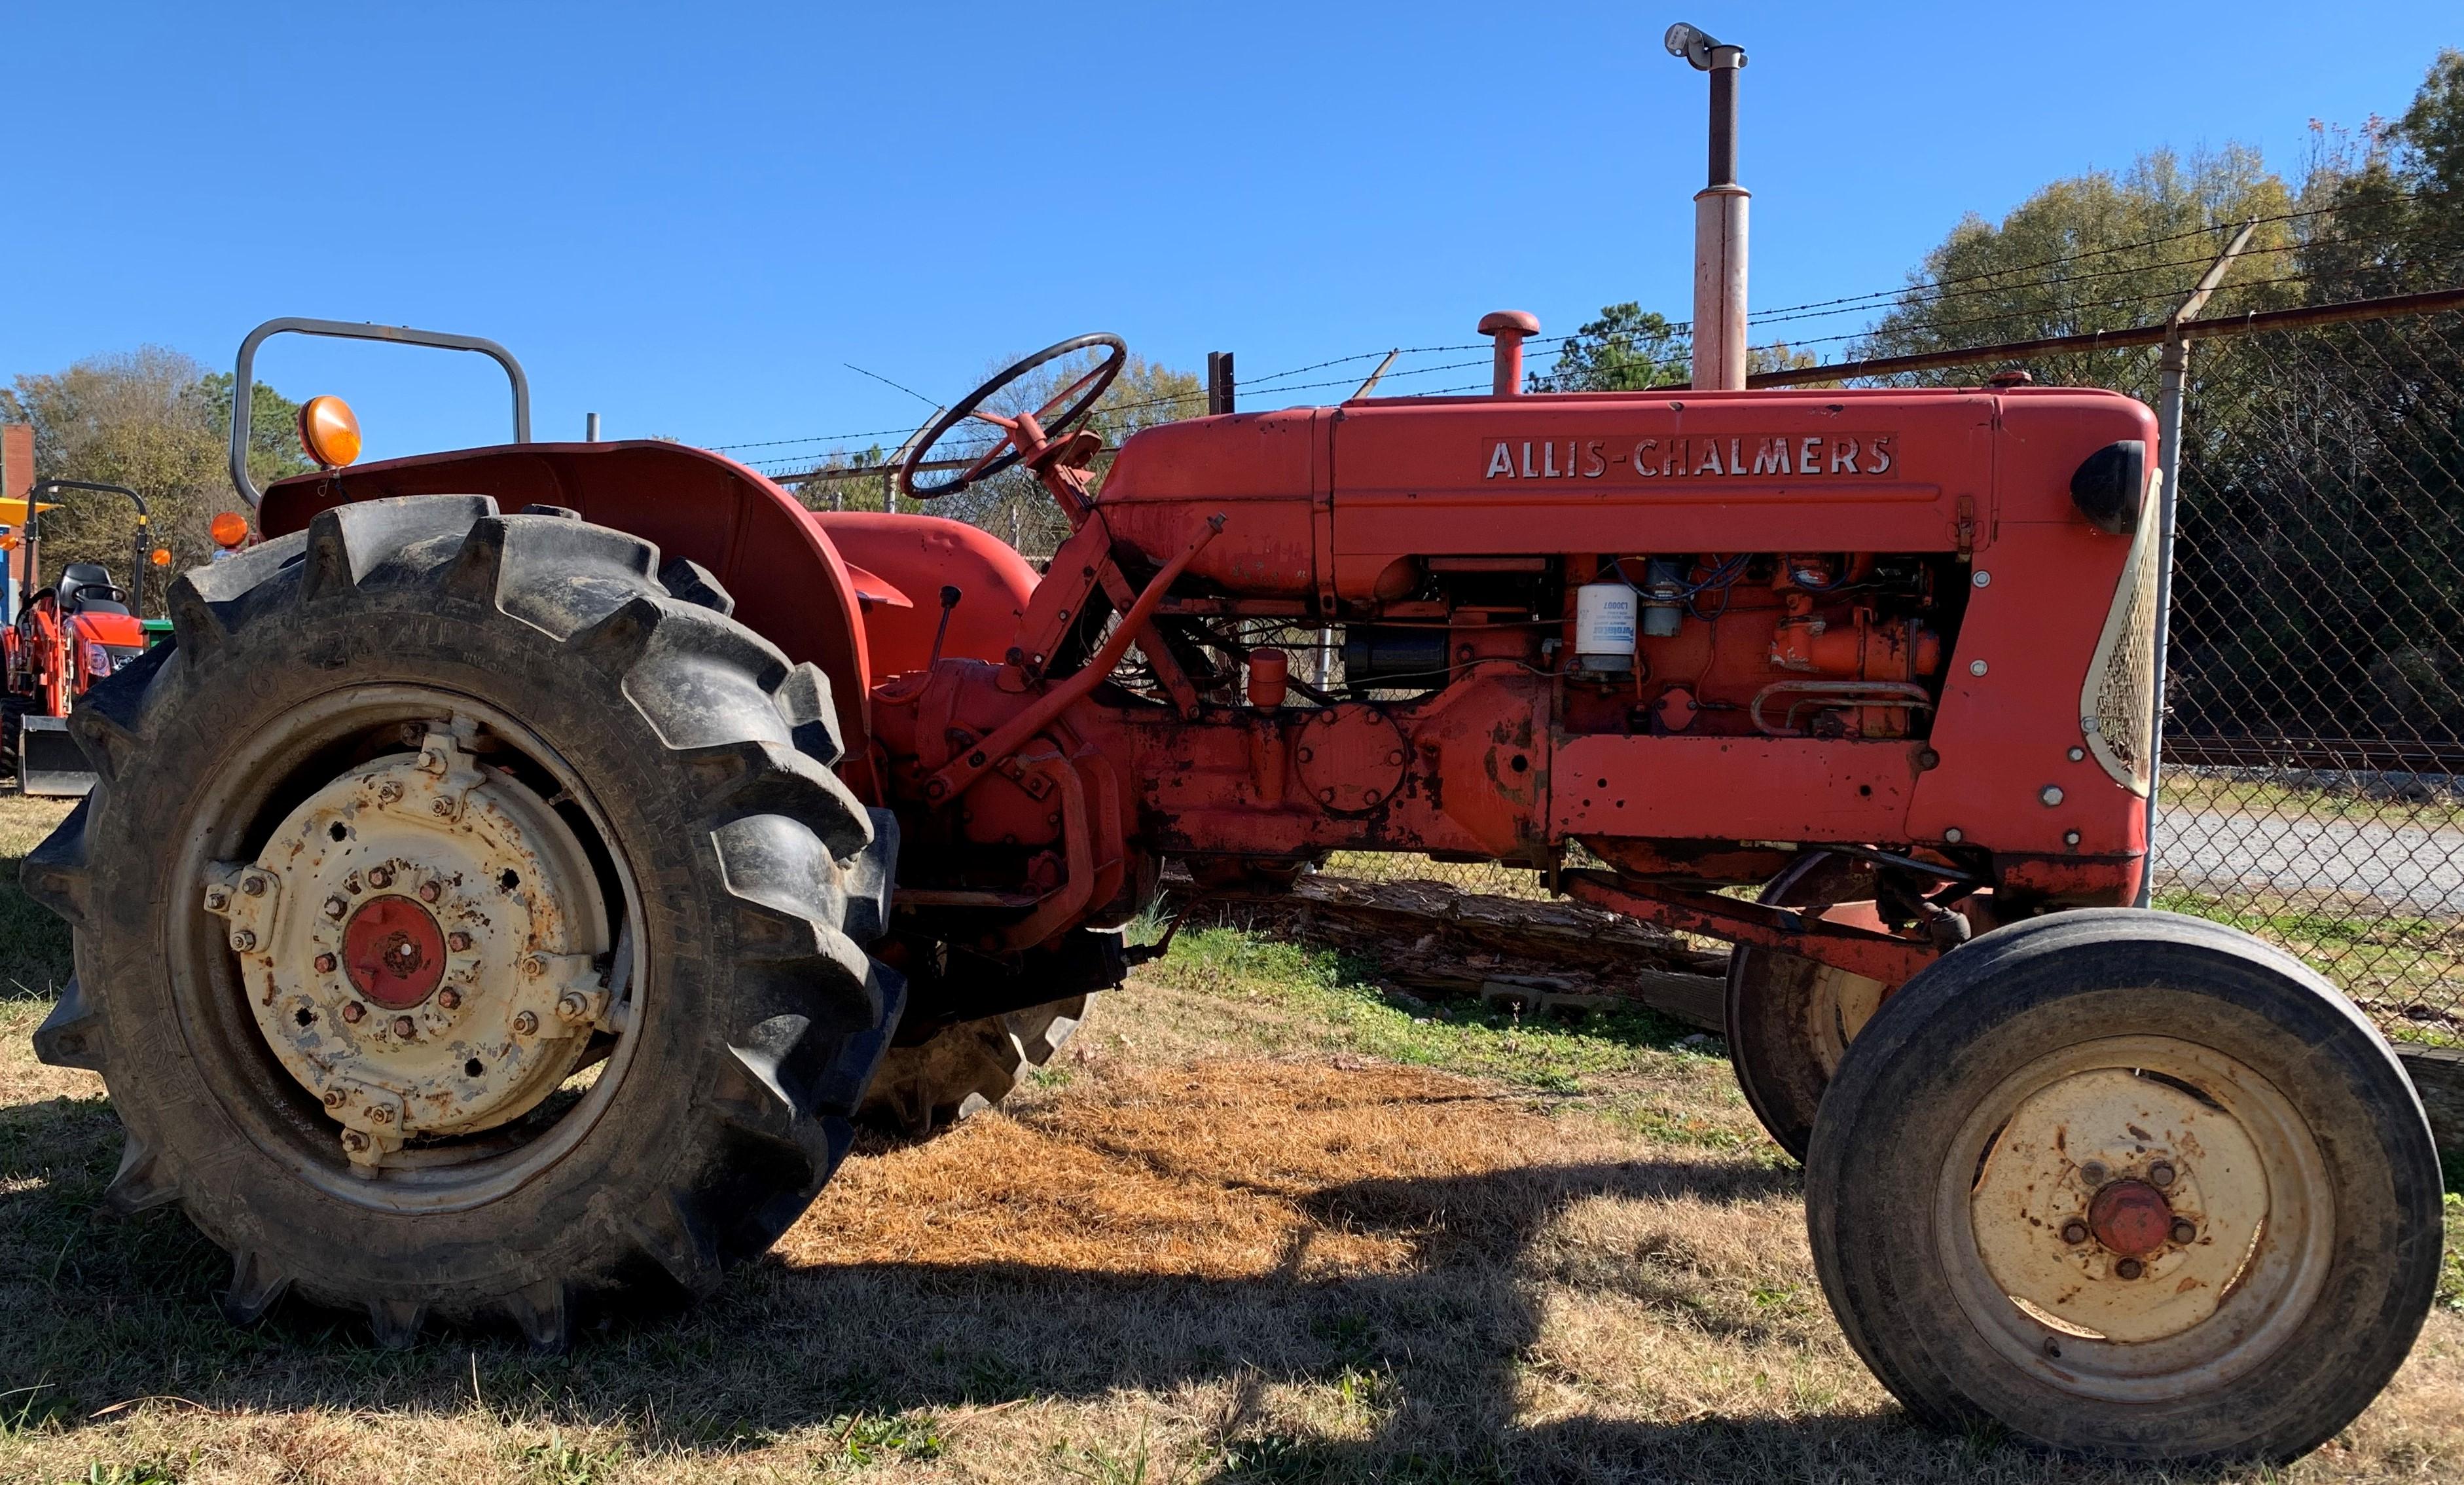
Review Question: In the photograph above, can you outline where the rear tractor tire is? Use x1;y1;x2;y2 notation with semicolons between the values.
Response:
1807;909;2442;1461
27;495;902;1348
861;930;1126;1135
862;996;1093;1135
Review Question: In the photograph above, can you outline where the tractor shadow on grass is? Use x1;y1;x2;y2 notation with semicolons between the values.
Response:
0;1091;2277;1484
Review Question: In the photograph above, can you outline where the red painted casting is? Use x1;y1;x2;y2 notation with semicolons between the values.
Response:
2088;1179;2175;1257
343;895;448;1010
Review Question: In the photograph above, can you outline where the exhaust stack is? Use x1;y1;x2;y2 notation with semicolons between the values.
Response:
1667;23;1748;391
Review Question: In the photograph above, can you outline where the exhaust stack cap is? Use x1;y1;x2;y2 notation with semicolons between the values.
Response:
1478;311;1542;397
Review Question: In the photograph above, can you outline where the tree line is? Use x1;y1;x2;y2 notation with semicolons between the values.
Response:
1;348;310;596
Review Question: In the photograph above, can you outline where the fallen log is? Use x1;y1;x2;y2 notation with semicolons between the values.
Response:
1175;872;1731;1031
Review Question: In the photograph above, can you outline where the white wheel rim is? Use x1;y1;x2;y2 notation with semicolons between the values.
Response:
207;722;613;1166
1934;1035;2333;1403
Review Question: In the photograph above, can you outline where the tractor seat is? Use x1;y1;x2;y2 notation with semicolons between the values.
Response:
58;563;129;616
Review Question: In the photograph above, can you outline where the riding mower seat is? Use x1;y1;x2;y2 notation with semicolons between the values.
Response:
57;563;130;616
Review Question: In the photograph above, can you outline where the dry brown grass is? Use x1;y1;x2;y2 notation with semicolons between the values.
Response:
0;796;2457;1481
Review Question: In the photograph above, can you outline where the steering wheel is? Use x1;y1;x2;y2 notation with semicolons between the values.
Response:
898;333;1127;499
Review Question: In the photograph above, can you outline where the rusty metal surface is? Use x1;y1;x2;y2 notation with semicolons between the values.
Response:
206;726;612;1167
1561;869;1937;985
1962;1048;2291;1352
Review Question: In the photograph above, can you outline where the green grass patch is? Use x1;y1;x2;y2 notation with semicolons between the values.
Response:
0;796;76;999
2154;887;2464;1044
1144;927;1708;1093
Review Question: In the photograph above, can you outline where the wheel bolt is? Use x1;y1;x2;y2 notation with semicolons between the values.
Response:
2060;1219;2090;1245
205;886;230;911
513;1010;539;1035
368;866;393;889
431;799;455;818
241;873;268;896
556;991;591;1025
2114;1257;2143;1280
378;782;403;804
437;988;462;1011
393;1016;416;1038
2148;1161;2176;1188
369;1106;393;1125
314;953;337;973
2171;1219;2197;1245
2078;1160;2109;1185
522;956;546;979
419;881;442;904
229;929;257;952
323;1089;345;1109
323;896;348;920
447;932;472;952
342;1130;371;1154
341;1001;366;1025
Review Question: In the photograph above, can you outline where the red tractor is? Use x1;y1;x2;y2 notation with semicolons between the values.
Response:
24;313;2441;1465
3;480;156;796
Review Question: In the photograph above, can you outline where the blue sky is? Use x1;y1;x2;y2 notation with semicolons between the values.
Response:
2;2;2454;477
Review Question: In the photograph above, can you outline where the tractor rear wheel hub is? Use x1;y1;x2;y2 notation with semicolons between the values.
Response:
204;725;613;1167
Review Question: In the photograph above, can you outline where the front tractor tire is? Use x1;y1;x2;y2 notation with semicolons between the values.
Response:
26;496;901;1348
1807;910;2443;1462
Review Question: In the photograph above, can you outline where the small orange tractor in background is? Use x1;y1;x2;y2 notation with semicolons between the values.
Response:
2;479;156;796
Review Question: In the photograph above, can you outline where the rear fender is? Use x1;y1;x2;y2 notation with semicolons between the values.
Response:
260;442;875;790
812;511;1038;679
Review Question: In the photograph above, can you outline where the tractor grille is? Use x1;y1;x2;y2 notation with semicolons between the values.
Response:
2079;475;2161;796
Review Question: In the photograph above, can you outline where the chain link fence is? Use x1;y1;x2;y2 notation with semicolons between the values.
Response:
2157;308;2464;1043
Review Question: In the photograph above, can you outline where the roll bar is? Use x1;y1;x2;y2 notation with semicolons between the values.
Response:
21;479;150;617
228;318;532;508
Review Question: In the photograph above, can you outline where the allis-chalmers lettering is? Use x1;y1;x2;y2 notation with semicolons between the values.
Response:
1483;433;1898;480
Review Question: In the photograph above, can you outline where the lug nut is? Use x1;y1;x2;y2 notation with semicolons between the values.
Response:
419;881;442;904
513;1011;539;1035
369;1106;393;1125
556;991;592;1025
2171;1219;2198;1245
368;866;393;889
323;1089;346;1109
437;987;462;1011
447;932;472;952
341;1001;367;1025
2148;1160;2175;1188
323;896;348;920
2113;1257;2144;1280
522;955;546;979
377;782;403;804
242;873;268;896
2078;1160;2109;1186
431;799;455;818
342;1130;371;1154
205;885;230;911
315;953;338;973
229;929;257;952
2060;1219;2090;1245
2039;785;2065;807
392;1016;416;1038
